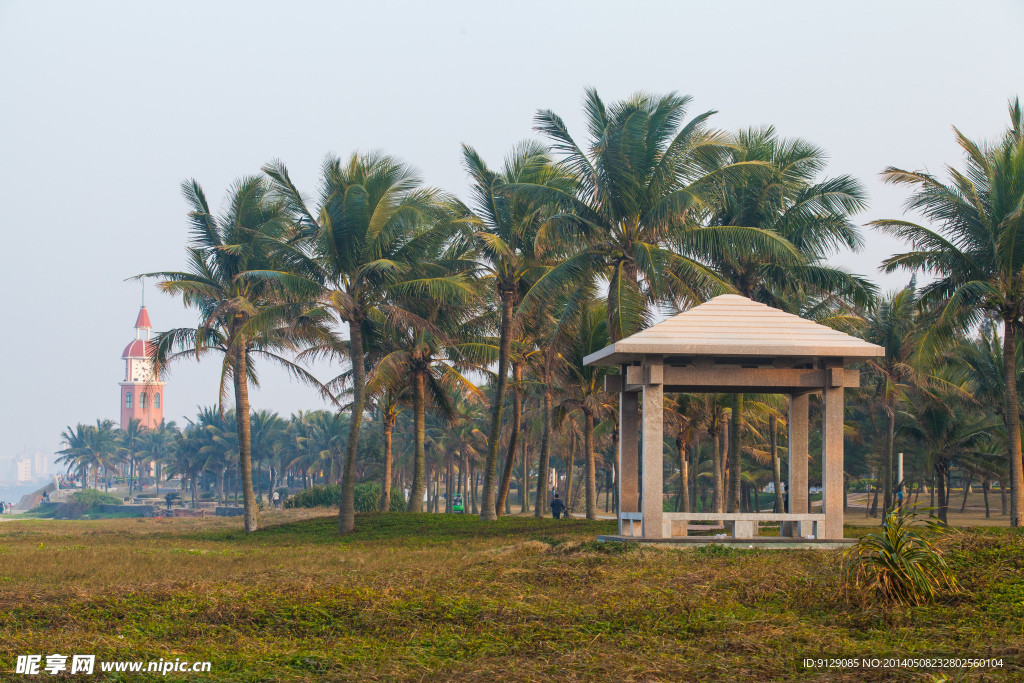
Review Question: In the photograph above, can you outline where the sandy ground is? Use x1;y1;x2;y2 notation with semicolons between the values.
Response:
845;491;1011;527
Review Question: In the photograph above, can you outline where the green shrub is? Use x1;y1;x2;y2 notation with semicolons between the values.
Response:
284;484;341;509
284;482;406;511
71;489;124;506
696;544;735;558
354;482;406;512
844;504;960;605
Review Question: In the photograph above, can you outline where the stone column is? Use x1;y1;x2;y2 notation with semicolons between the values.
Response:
642;364;664;539
786;392;809;537
618;378;639;535
822;361;845;539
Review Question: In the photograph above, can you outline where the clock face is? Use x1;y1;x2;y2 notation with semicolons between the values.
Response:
131;359;155;382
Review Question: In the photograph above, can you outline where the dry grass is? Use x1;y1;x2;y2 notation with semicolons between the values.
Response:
0;511;1020;681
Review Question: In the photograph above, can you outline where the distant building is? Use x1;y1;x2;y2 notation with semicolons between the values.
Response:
120;306;165;429
32;451;47;478
16;458;32;482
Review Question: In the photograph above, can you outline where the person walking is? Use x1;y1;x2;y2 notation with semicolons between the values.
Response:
272;490;280;508
550;493;566;520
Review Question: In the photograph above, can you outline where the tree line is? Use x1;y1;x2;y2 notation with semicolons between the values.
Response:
57;89;1024;533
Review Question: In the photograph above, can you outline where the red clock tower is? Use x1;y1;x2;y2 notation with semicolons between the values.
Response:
120;306;165;429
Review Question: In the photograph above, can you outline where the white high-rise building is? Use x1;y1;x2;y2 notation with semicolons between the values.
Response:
33;451;47;478
16;458;32;482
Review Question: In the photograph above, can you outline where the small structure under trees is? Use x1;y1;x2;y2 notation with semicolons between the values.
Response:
584;295;884;542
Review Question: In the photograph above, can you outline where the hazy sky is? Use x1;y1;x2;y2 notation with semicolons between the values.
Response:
1;0;1021;462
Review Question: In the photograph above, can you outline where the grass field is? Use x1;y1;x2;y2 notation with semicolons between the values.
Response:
0;510;1021;681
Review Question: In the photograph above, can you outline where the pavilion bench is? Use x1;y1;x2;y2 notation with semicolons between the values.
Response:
619;512;826;539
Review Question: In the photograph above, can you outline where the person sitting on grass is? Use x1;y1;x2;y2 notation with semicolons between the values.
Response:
550;494;566;520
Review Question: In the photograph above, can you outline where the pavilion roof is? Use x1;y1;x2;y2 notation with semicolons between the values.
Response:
584;295;884;366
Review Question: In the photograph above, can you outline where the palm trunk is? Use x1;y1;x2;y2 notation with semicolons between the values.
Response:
521;436;531;514
712;421;722;514
1003;320;1023;527
771;414;783;513
936;463;948;526
496;362;523;515
883;407;895;514
216;468;225;503
959;475;971;513
338;319;366;532
470;460;478;515
446;449;454;514
565;428;576;513
482;289;514;521
434;464;441;513
407;367;427;513
461;449;468;496
570;459;585;512
535;371;553;518
379;412;394;512
611;428;618;514
727;394;743;513
689;440;700;513
584;409;597;520
983;480;991;518
676;435;688;514
232;338;258;532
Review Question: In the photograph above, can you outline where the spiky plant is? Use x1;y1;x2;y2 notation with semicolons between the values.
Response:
844;504;960;605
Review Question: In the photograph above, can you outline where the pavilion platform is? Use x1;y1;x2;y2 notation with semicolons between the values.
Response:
596;535;857;550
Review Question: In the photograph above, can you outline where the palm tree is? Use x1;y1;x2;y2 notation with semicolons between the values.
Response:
902;374;993;525
57;420;121;489
190;408;237;503
306;411;347;485
702;127;873;513
553;297;614;519
265;152;466;532
120;418;147;495
519;88;799;342
137;420;179;492
458;141;569;520
250;410;286;502
147;177;325;532
861;286;925;513
873;99;1024;526
166;422;206;506
664;393;715;513
367;386;405;512
369;292;484;513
